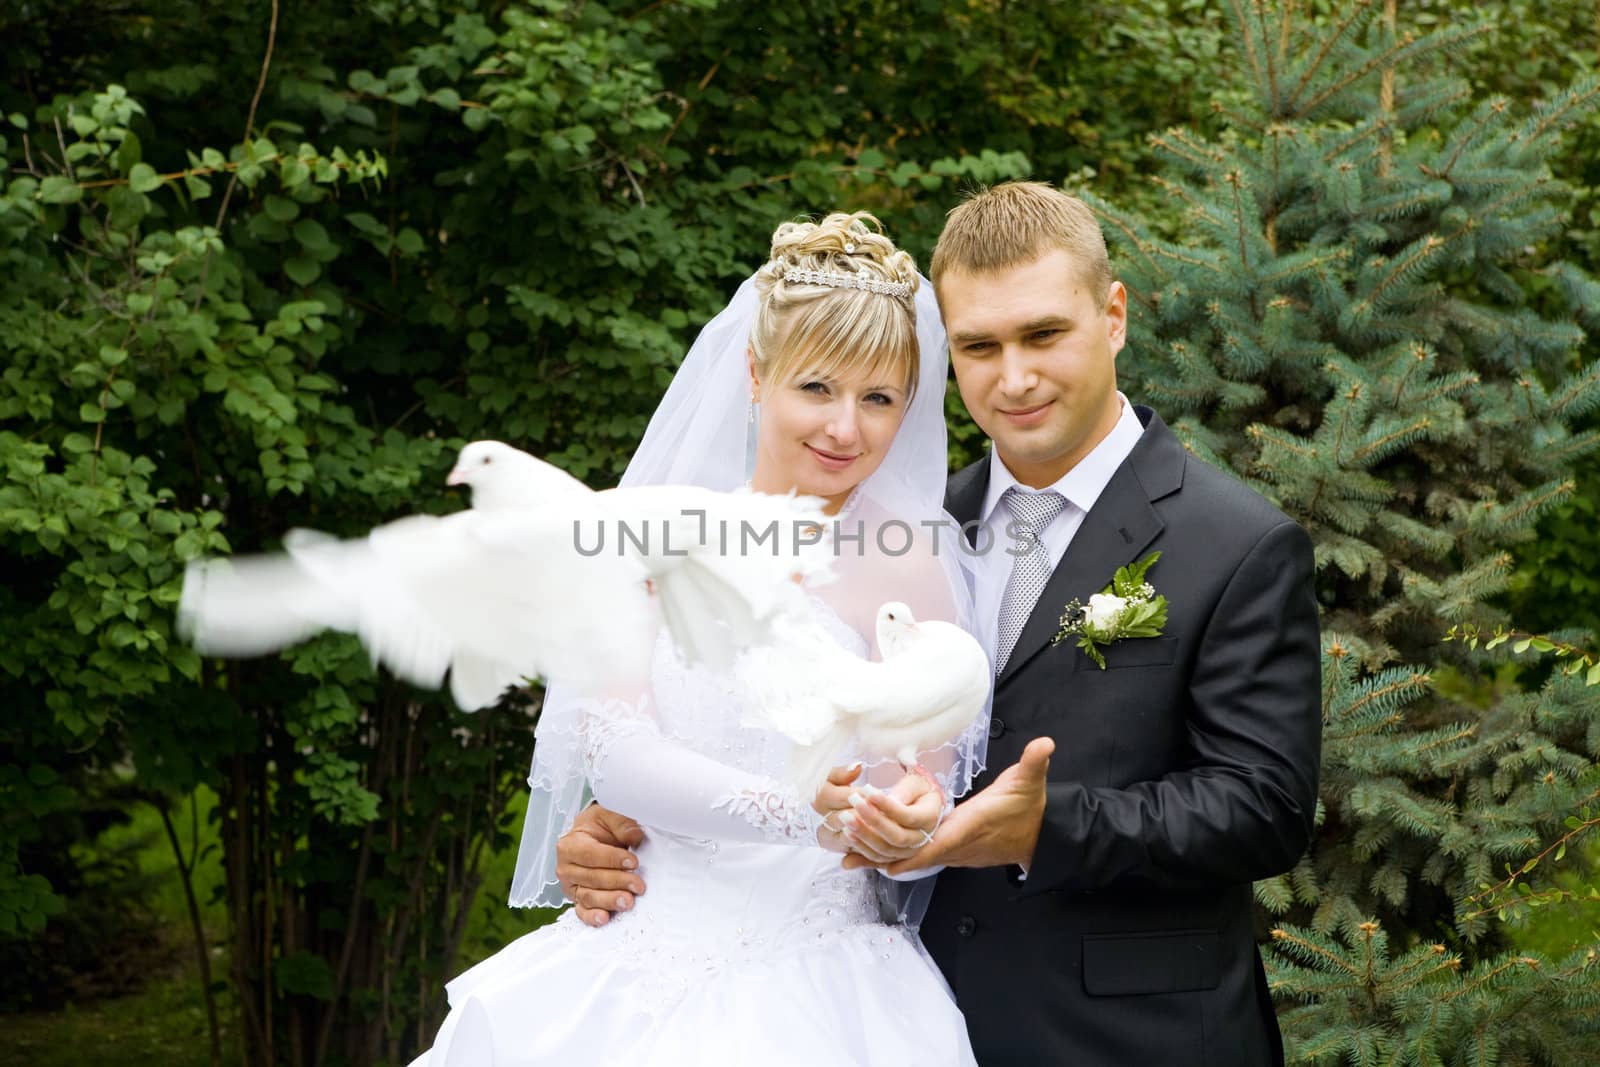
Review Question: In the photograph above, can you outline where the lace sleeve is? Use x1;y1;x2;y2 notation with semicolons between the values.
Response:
580;698;826;846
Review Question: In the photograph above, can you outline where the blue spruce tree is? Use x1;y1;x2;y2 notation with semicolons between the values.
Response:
1090;1;1600;1061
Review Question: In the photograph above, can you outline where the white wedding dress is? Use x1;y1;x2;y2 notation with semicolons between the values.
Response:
408;594;979;1067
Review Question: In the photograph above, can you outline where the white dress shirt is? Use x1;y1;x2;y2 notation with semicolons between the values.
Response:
972;394;1146;663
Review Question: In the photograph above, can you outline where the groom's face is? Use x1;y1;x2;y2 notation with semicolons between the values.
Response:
942;249;1126;489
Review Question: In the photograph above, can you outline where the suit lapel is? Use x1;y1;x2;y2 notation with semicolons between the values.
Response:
945;456;989;540
995;407;1187;687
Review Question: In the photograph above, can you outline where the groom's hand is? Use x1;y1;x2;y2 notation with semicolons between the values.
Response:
857;737;1055;875
557;803;647;927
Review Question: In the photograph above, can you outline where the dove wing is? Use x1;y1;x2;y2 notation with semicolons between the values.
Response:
832;624;991;727
849;625;992;764
183;507;659;710
179;550;367;659
354;509;656;703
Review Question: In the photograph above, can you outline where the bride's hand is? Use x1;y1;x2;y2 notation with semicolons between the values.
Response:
813;763;863;854
814;764;943;865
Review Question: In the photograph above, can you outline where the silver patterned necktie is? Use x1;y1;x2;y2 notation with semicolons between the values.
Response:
994;487;1070;673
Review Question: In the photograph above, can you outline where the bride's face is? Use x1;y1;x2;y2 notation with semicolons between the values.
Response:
750;357;910;513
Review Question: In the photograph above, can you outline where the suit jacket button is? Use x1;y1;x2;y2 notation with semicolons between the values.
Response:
988;718;1005;739
956;916;978;938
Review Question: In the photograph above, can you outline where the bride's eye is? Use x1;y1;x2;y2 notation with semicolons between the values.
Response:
866;391;896;406
799;381;829;395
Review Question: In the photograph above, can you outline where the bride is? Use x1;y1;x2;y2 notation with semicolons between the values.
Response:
408;212;988;1066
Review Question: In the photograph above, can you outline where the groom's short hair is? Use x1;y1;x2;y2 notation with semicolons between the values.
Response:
930;182;1112;306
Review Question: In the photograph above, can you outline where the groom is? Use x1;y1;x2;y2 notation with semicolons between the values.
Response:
557;182;1322;1066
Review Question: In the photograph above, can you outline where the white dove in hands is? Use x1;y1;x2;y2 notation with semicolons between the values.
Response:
179;440;833;709
740;601;992;792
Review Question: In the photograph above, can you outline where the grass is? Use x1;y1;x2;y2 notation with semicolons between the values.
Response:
1;786;237;1067
1;932;240;1067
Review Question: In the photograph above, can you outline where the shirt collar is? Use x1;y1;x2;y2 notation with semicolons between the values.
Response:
980;393;1145;525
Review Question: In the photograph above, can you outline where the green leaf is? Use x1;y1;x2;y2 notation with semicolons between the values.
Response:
1078;635;1107;669
284;256;321;286
79;403;105;423
281;157;310;188
128;162;162;193
293;218;332;252
263;194;300;222
348;69;384;94
394;228;424;256
345;212;385;237
39;176;83;204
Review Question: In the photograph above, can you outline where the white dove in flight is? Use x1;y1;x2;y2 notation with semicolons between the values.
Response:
179;441;832;709
738;601;992;792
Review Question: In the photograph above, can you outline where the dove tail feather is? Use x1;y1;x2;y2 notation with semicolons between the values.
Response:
782;720;856;798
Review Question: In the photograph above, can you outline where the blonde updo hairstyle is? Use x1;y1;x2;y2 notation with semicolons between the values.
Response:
750;212;922;403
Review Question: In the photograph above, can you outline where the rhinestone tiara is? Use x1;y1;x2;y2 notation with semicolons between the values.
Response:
782;267;913;298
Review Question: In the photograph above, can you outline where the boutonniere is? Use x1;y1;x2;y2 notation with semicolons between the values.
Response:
1051;551;1169;669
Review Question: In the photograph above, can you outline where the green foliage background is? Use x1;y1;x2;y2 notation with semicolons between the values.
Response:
2;1;1597;1065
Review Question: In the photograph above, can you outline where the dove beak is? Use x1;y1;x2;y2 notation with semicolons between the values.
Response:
446;468;467;487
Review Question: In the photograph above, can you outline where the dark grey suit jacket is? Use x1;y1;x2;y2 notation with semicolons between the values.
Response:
921;406;1321;1067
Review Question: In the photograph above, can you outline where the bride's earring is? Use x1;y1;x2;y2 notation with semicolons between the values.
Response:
744;395;760;475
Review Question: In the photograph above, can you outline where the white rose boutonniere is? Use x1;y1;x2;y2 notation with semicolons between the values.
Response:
1051;551;1169;669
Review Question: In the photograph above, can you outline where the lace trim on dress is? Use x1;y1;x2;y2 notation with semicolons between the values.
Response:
579;696;658;785
709;786;825;844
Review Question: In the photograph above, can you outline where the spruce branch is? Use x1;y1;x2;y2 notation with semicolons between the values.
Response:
1146;127;1224;172
1148;175;1222;228
1334;671;1432;721
1208;98;1268;136
1320;117;1388;165
1429;98;1509;180
1285;0;1378;111
1085;197;1165;279
1518;77;1600;153
1227;171;1253;276
1254;0;1282;111
1271;926;1365;977
1296;23;1491;122
1225;0;1268;99
1351;416;1432;464
1346;234;1449;323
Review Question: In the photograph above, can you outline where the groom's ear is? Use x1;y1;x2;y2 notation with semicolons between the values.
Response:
1105;281;1128;354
